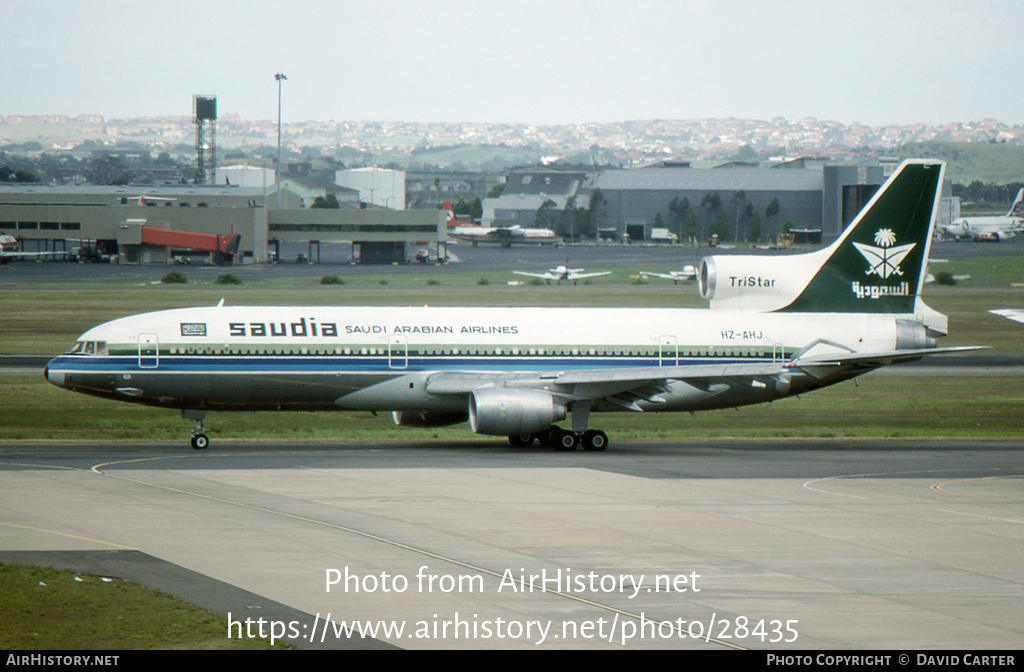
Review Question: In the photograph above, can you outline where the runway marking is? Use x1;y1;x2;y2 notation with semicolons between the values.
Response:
801;473;877;499
0;521;137;549
0;462;82;471
937;509;1024;525
805;468;1000;499
88;454;747;650
931;474;1024;498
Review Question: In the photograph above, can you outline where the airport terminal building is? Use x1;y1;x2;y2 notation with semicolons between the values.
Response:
0;184;446;264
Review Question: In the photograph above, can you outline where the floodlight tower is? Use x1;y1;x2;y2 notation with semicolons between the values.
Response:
193;95;217;185
274;73;287;208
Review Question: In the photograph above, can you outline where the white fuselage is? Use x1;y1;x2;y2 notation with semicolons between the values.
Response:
46;304;905;417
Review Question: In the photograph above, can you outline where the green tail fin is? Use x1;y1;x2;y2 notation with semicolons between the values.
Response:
778;160;944;313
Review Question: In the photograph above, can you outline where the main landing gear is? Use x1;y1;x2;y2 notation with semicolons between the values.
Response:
183;409;209;450
508;427;609;452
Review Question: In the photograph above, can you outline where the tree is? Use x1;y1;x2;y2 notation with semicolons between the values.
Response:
714;210;730;241
536;198;558;230
562;196;578;240
454;198;483;220
764;197;780;239
588;188;605;241
668;195;690;243
747;211;761;243
573;207;592;239
311;194;340;209
731;190;747;242
700;192;721;243
685;210;698;243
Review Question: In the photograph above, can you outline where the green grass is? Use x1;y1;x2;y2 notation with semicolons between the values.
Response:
2;272;1020;355
894;142;1024;185
5;373;1024;442
0;564;288;649
3;270;1023;443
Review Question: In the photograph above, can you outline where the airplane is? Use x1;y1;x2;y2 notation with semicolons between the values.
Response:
441;201;476;229
0;233;66;263
45;160;979;452
513;262;612;285
939;188;1024;241
446;208;562;248
449;224;562;248
989;308;1024;325
640;264;697;284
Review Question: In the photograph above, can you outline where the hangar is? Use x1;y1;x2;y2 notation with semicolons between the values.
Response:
482;160;954;243
0;184;446;264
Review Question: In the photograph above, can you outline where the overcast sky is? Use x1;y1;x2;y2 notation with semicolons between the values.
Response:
1;0;1020;127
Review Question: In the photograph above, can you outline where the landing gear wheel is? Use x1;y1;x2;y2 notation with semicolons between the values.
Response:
552;428;579;452
581;429;609;452
190;434;209;450
508;433;535;448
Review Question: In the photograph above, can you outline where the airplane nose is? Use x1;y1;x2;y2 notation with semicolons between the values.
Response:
45;364;65;388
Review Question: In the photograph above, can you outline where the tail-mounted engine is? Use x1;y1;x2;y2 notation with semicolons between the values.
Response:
698;252;825;311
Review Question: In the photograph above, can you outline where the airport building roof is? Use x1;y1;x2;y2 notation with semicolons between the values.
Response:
594;167;824;192
0;184;267;207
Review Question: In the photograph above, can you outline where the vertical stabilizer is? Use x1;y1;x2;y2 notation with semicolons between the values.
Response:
778;160;944;313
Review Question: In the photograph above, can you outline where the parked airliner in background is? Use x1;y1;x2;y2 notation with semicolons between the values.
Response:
939;188;1024;241
46;161;979;451
640;264;697;284
513;262;612;285
447;214;562;248
0;233;66;263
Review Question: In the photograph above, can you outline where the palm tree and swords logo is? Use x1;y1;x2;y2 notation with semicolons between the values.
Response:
853;228;916;280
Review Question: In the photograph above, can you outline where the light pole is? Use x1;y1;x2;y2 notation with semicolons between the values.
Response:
275;72;287;209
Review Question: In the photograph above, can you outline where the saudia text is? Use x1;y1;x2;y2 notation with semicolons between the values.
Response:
228;319;518;338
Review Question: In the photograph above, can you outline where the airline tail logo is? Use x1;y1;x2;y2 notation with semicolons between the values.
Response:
853;229;915;279
850;229;915;299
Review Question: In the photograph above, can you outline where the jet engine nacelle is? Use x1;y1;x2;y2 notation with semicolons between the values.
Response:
698;252;825;311
468;387;566;436
391;410;469;428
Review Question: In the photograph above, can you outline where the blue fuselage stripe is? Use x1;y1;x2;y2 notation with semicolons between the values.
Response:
47;354;765;374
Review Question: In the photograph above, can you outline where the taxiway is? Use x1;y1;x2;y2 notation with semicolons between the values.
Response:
1;440;1022;649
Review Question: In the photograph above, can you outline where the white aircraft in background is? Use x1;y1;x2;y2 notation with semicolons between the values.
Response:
990;309;1024;325
640;264;697;284
940;188;1024;241
513;263;612;285
448;216;562;248
0;233;66;263
46;161;979;451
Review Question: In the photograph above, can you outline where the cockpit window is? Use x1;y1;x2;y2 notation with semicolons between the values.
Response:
65;341;107;356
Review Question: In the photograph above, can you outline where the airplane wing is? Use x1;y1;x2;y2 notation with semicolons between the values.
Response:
513;271;556;280
568;271;612;280
424;362;788;409
990;308;1024;325
423;345;985;407
1;250;66;260
641;270;695;281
